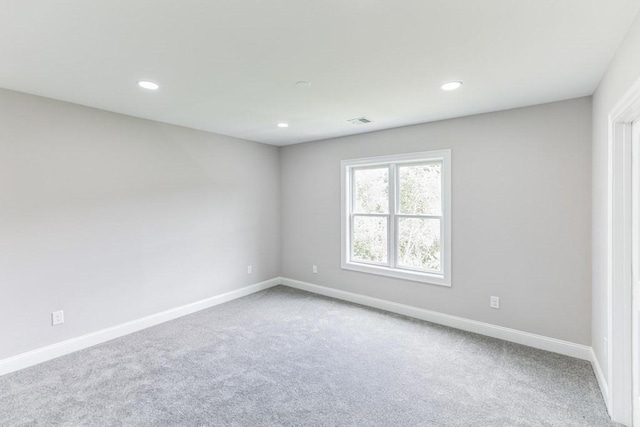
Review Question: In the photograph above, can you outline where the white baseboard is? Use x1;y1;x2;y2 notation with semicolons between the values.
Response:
280;277;592;361
590;348;611;415
4;276;608;410
0;278;280;377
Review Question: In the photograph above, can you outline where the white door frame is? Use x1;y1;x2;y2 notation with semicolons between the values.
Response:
608;77;640;425
632;120;640;427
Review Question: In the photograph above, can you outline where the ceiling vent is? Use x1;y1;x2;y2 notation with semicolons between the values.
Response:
347;117;372;125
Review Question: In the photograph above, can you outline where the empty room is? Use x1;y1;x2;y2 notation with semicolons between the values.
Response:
2;0;640;425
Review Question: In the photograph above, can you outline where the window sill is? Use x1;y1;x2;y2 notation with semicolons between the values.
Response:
341;261;451;287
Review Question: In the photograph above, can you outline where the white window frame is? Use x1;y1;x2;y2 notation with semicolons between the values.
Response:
341;150;452;287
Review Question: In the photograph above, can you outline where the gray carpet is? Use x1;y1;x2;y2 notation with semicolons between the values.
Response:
1;285;613;426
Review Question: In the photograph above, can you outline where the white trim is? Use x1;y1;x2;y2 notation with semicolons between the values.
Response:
341;150;452;287
592;348;612;414
607;75;640;425
3;276;607;408
280;277;591;360
0;278;281;377
633;120;640;427
339;261;449;286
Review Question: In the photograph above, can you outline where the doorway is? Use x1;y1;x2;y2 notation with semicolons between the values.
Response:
609;78;640;426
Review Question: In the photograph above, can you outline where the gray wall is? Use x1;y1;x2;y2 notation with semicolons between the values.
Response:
0;86;595;361
0;88;281;360
281;97;592;345
591;12;640;386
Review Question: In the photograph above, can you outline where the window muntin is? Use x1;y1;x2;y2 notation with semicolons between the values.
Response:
341;150;451;286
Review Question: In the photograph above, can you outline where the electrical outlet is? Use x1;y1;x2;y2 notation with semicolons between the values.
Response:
312;265;318;274
247;265;252;274
490;296;500;309
52;310;64;326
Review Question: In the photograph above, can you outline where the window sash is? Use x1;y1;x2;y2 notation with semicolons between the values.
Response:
350;213;390;267
395;160;443;217
394;215;443;274
351;165;390;215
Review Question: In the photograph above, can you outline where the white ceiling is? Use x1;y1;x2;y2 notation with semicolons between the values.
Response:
1;0;639;146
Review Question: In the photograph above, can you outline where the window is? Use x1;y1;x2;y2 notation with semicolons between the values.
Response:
341;150;451;286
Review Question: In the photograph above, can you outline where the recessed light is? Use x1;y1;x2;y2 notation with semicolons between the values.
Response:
277;123;289;128
441;81;463;91
138;81;159;90
295;81;311;88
